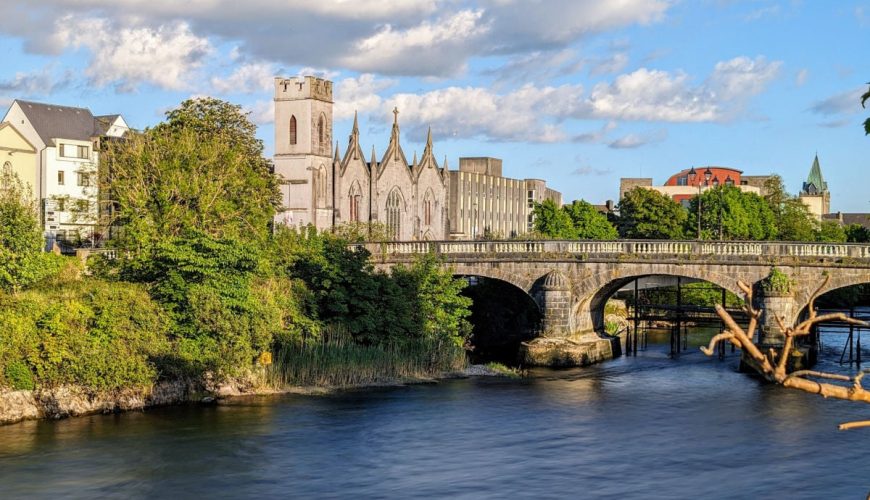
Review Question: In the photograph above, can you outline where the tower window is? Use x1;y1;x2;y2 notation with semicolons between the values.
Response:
318;114;325;145
289;115;297;145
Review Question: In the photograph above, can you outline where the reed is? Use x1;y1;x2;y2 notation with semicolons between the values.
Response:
267;324;467;388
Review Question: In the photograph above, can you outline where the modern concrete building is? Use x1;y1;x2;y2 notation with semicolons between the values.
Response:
1;101;129;243
448;157;562;239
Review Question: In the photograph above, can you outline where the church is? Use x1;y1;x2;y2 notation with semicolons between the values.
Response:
272;76;449;240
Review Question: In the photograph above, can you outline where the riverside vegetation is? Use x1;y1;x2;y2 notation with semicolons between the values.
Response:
0;99;472;407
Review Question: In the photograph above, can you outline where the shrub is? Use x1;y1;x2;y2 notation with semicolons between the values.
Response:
3;360;34;391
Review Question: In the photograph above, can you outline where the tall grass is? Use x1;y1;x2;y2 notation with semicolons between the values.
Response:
267;325;467;388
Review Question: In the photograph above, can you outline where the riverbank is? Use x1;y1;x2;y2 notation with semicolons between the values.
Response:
0;364;507;426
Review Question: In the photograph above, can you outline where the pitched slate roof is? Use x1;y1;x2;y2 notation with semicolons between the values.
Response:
14;100;101;145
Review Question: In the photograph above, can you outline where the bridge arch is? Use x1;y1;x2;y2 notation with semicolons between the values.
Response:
794;270;870;319
570;264;749;334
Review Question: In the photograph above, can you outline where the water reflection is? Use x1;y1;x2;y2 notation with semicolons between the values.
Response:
1;329;869;499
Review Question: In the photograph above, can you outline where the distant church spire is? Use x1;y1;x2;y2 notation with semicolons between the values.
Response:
334;141;340;163
387;106;402;162
352;110;359;136
802;153;828;195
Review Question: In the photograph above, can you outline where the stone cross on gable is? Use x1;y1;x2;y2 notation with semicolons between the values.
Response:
393;107;399;125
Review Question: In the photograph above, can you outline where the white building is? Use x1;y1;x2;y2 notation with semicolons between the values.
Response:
2;101;129;244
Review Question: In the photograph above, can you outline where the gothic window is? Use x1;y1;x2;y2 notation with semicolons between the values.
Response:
289;115;297;145
349;182;362;222
317;114;325;145
315;165;327;208
423;190;434;227
1;162;10;189
386;189;402;240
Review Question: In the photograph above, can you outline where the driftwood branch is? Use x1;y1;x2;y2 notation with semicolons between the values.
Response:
702;278;870;430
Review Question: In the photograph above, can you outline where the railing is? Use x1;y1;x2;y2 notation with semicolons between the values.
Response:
353;240;870;261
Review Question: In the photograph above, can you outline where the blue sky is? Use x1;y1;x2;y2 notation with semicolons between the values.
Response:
1;1;867;210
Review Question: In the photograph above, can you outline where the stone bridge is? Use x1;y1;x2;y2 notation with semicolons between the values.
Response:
355;240;870;366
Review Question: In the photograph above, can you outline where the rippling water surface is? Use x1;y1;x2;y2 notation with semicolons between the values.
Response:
1;329;869;499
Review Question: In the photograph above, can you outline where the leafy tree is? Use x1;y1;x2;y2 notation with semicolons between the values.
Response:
102;98;279;251
0;167;60;293
532;199;575;239
845;223;870;243
563;200;618;239
816;220;847;242
616;187;687;239
687;186;775;240
763;175;818;241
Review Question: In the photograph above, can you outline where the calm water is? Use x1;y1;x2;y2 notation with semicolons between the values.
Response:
1;329;869;499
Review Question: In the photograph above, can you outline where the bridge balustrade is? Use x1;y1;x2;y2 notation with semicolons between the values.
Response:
359;240;870;261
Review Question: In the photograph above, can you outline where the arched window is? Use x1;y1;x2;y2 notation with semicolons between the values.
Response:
289;115;297;145
386;189;402;240
317;114;325;145
1;162;11;189
314;165;327;208
423;190;434;226
349;182;362;222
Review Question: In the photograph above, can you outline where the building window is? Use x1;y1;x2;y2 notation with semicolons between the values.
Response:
386;189;402;240
423;194;433;226
58;171;65;185
348;183;361;222
527;190;535;208
56;197;66;211
317;114;325;145
527;213;535;231
314;166;327;208
289;116;297;145
78;145;89;159
77;172;90;187
677;176;688;186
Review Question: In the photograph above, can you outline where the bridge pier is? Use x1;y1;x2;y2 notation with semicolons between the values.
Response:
520;271;618;367
759;292;796;348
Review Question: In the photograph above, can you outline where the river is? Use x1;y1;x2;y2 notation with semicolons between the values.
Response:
0;327;869;499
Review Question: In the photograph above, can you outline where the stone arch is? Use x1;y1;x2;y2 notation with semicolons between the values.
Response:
569;263;750;334
452;271;543;315
794;268;870;318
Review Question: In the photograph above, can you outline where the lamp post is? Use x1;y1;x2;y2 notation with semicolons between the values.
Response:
702;168;713;239
688;167;700;239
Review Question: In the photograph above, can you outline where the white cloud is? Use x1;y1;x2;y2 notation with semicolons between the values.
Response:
341;9;490;76
211;62;276;94
246;99;274;125
608;129;667;149
0;65;70;96
1;0;673;78
795;69;809;87
53;16;212;91
706;56;781;101
334;74;396;120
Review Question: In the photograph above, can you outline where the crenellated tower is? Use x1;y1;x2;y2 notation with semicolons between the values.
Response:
273;76;334;229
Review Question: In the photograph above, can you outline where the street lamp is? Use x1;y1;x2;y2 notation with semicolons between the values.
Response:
688;167;700;239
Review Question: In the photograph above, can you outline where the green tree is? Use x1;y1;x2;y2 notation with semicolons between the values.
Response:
563;200;619;239
687;186;776;240
616;187;687;239
845;223;870;243
817;220;847;242
102;98;279;251
763;175;818;241
0;167;60;293
532;199;576;239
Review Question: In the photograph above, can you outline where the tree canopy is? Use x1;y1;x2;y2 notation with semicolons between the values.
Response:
0;167;60;293
687;186;776;240
102;98;279;250
532;199;576;239
563;200;619;239
616;188;687;239
862;81;869;135
762;175;818;241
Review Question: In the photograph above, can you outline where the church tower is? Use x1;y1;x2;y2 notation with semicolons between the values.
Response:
273;76;334;229
798;154;830;220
